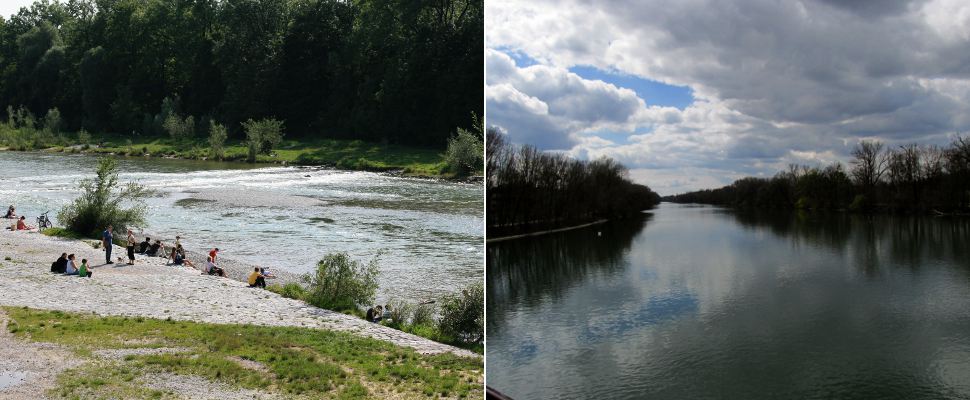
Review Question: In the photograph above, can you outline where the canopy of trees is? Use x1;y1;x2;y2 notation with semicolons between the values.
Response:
487;129;661;236
666;137;970;213
0;0;482;147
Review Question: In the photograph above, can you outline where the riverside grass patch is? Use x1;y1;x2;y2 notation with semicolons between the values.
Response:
4;307;482;399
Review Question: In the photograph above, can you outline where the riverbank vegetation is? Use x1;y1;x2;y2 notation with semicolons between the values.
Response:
666;137;970;213
5;307;482;399
486;129;661;236
58;156;152;238
0;0;483;176
267;253;484;353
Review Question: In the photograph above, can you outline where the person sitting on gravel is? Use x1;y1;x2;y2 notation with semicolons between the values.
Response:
366;306;383;323
50;253;68;273
171;244;196;268
78;258;92;278
204;256;225;277
146;239;164;257
248;267;266;288
138;237;151;253
15;216;33;230
4;205;15;218
64;254;79;275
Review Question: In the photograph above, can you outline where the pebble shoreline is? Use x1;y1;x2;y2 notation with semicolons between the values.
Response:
0;229;478;358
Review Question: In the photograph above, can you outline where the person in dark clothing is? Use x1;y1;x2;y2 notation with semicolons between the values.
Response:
139;237;151;253
102;225;113;264
366;307;378;322
50;253;68;273
146;240;163;257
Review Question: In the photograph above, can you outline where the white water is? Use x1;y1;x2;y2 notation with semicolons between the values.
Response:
1;152;483;302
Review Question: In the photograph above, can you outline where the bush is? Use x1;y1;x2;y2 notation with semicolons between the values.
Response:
301;252;379;312
437;283;483;344
77;128;91;145
411;302;436;327
267;282;308;300
57;156;153;237
444;125;483;177
242;118;284;163
208;121;227;160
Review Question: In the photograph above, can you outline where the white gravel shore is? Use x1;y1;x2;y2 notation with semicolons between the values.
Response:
0;229;476;358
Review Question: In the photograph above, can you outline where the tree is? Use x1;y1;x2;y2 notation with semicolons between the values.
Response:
208;120;227;160
301;252;380;312
850;140;887;191
58;157;153;237
241;118;284;163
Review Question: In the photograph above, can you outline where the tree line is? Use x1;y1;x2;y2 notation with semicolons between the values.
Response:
666;137;970;213
487;130;661;236
0;0;482;147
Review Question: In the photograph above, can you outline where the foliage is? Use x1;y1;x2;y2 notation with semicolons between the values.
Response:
57;156;153;237
0;0;482;148
266;282;308;301
242;118;284;163
6;307;482;399
76;128;90;144
437;283;484;344
42;107;61;134
302;252;379;312
667;137;970;213
207;120;228;160
445;127;483;176
487;129;661;235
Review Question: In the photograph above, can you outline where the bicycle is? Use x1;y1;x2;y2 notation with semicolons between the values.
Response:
36;211;52;231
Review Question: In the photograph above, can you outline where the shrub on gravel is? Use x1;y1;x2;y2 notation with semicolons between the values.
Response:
437;282;484;344
57;156;153;238
302;252;379;313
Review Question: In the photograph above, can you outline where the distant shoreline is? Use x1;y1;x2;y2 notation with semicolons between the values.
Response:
486;219;609;243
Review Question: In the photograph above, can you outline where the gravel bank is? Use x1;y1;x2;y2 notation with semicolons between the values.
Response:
0;230;477;359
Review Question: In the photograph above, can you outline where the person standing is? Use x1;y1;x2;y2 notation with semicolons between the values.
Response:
126;229;136;265
102;225;113;264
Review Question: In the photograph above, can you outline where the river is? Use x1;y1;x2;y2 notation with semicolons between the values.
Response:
487;203;970;399
1;151;483;302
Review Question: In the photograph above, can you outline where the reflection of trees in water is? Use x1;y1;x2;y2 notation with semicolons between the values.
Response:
486;214;651;330
728;209;970;275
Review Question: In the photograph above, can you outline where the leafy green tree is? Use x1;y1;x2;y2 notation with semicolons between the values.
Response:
42;107;61;134
242;118;284;162
58;157;153;237
301;252;380;312
437;283;484;344
208;120;227;160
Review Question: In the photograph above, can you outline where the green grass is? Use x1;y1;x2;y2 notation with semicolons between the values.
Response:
49;135;455;177
5;307;482;399
41;227;88;240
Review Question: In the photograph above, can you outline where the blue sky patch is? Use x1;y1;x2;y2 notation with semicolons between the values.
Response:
569;65;694;110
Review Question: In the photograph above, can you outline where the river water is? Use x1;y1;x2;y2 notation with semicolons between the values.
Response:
1;151;483;302
487;203;970;399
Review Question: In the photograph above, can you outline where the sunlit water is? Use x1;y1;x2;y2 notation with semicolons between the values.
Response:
487;203;970;399
1;152;483;302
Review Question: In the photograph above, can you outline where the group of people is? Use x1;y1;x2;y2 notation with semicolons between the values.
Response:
49;252;92;278
4;205;33;231
36;223;276;289
365;304;393;323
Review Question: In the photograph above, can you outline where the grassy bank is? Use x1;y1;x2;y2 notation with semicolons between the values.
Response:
0;121;464;178
56;136;451;177
5;307;482;399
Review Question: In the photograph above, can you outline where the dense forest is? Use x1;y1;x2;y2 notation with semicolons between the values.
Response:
665;137;970;213
487;130;661;236
0;0;482;147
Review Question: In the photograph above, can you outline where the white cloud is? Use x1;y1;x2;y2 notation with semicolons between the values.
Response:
486;0;970;195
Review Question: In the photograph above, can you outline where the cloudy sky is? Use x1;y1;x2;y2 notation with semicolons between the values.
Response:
486;0;970;195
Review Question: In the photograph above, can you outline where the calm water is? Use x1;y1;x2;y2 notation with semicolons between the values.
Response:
0;152;483;302
487;203;970;399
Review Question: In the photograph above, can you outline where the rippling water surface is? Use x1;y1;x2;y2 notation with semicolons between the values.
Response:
1;152;483;302
487;203;970;399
